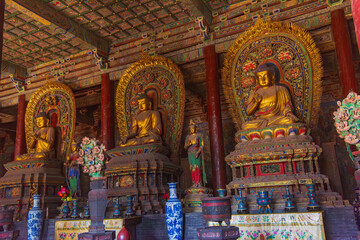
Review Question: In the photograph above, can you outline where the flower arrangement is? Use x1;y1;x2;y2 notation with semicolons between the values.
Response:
77;137;106;178
57;186;72;202
333;92;360;147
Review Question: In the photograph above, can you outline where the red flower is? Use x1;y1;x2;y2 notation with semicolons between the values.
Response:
163;193;170;200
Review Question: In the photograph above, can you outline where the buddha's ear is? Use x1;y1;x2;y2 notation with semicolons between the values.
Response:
148;101;152;109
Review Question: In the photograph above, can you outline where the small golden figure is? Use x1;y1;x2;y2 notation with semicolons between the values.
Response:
120;94;162;147
16;112;56;161
242;63;299;130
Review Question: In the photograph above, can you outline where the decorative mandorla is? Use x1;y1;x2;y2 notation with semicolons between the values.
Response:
334;92;360;146
77;137;106;178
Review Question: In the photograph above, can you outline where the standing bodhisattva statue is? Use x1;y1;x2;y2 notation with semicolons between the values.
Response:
16;112;56;161
120;94;162;147
242;63;299;130
184;120;207;187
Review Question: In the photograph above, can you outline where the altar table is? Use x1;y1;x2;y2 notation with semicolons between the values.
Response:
55;217;141;240
209;212;325;240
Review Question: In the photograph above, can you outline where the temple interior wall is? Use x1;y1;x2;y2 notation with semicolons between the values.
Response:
0;1;359;201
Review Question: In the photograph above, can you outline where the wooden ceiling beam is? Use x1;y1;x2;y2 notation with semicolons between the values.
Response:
181;0;213;24
1;60;27;77
7;0;110;55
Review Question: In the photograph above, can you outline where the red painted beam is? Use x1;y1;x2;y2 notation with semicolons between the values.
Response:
331;9;358;97
101;73;114;150
204;45;227;195
14;95;26;161
352;0;360;56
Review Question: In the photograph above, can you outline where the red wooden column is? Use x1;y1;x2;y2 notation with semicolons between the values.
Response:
204;45;227;195
0;0;4;69
14;95;27;161
352;0;360;55
101;73;114;150
331;9;358;97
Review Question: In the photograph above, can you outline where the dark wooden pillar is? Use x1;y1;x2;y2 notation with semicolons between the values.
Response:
101;73;114;150
204;45;226;195
0;0;4;69
352;0;360;55
14;95;26;161
331;9;358;97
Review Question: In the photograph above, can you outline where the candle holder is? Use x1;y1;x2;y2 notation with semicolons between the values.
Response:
125;195;134;217
235;188;247;214
113;197;121;218
282;186;296;212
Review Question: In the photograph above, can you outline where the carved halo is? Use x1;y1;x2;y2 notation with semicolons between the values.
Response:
25;81;76;161
116;53;185;155
222;19;323;130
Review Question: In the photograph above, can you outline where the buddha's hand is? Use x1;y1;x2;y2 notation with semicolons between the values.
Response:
121;136;128;144
253;92;262;103
196;149;201;158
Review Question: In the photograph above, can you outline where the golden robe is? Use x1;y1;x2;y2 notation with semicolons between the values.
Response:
16;126;56;161
242;85;298;130
121;110;162;146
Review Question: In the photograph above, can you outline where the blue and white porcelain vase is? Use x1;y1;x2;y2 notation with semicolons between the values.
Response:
165;182;183;240
27;194;43;240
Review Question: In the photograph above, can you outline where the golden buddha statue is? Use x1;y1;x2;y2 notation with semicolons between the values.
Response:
120;94;162;147
16;112;56;161
242;63;299;130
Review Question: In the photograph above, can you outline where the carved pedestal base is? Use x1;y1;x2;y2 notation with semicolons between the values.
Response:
0;159;65;220
184;186;212;213
106;144;181;215
226;134;349;212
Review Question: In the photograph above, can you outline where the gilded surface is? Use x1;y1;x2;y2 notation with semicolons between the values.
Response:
16;114;56;161
222;19;323;130
25;81;76;161
119;95;163;147
242;68;299;130
116;53;185;154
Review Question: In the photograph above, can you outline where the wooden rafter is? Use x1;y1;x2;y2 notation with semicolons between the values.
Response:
181;0;213;24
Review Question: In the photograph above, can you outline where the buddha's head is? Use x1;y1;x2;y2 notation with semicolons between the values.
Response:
189;119;197;134
255;63;276;88
138;94;152;112
35;112;49;128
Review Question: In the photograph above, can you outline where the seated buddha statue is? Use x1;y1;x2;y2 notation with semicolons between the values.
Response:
120;94;162;147
16;112;56;161
242;63;299;130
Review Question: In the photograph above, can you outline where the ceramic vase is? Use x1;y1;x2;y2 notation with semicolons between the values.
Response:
353;188;360;231
27;194;43;240
62;201;70;218
165;182;183;240
117;225;131;240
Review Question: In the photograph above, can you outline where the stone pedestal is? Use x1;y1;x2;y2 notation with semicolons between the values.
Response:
0;158;65;220
106;144;181;215
226;127;349;212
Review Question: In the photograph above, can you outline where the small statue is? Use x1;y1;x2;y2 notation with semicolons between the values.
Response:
242;63;299;130
120;94;162;147
66;140;80;197
184;120;207;187
16;112;55;161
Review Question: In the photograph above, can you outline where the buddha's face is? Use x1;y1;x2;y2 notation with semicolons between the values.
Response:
71;144;78;153
36;117;48;128
256;70;274;88
138;98;151;111
189;125;197;134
